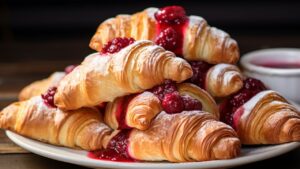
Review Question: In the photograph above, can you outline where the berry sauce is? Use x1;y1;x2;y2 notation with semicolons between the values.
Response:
150;80;202;114
188;61;213;89
41;87;57;108
219;78;267;129
154;5;189;55
101;37;135;54
88;130;135;162
115;95;136;129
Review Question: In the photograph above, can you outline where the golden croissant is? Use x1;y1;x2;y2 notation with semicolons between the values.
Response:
104;91;162;130
205;64;243;97
90;7;239;64
104;82;219;130
19;72;65;101
54;40;193;110
102;111;240;162
233;90;300;144
0;96;112;150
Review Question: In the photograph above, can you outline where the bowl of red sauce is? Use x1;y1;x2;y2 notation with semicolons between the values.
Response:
241;48;300;103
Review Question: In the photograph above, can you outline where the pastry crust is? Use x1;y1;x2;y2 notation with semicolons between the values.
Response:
0;96;112;150
90;8;239;64
205;64;243;97
55;40;192;110
235;90;300;144
18;72;65;101
104;111;240;162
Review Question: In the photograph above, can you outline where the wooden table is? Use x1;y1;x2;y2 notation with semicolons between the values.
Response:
0;61;299;169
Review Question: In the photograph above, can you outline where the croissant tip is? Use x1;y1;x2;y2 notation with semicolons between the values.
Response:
225;39;239;64
212;137;241;160
291;122;300;141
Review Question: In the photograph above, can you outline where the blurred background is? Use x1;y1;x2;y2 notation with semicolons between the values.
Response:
0;0;300;103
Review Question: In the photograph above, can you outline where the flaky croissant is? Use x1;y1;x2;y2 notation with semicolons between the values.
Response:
90;7;239;64
19;72;65;101
104;91;161;130
104;82;219;130
205;64;243;97
234;90;300;144
55;40;192;110
103;111;240;162
0;96;112;150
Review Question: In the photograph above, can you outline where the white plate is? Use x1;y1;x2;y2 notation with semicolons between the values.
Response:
6;131;300;169
6;101;300;169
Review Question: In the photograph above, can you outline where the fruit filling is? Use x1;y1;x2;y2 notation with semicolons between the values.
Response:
150;80;202;114
114;95;136;129
219;78;267;128
188;61;213;89
41;87;57;108
88;130;135;162
101;37;135;54
154;5;189;55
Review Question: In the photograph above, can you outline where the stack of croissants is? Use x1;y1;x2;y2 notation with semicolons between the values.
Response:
1;6;300;163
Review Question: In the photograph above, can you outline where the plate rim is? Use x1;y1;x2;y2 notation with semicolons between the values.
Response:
6;130;300;169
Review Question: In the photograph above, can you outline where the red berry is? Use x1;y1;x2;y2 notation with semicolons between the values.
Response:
155;27;178;51
189;61;212;88
162;92;184;114
154;6;187;25
101;37;135;54
150;80;177;101
64;65;77;74
41;87;57;108
220;78;267;128
182;95;202;110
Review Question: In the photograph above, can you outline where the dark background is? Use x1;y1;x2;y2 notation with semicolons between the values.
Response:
0;1;300;168
1;0;300;63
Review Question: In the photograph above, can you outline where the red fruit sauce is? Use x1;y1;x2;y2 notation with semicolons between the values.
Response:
252;60;300;69
115;95;136;129
64;65;78;74
101;37;135;54
219;78;267;129
154;5;189;55
41;87;57;108
188;61;213;89
88;130;135;162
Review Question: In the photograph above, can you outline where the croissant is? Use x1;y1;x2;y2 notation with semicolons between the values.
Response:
18;72;65;101
233;90;300;144
205;64;243;97
104;82;219;130
55;40;193;110
0;96;112;150
90;7;239;64
101;111;240;162
104;91;161;130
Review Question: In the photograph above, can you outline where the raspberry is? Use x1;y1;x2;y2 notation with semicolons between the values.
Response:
41;87;57;108
154;6;187;25
181;95;202;110
155;27;178;51
162;92;184;114
150;80;177;101
101;37;135;54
